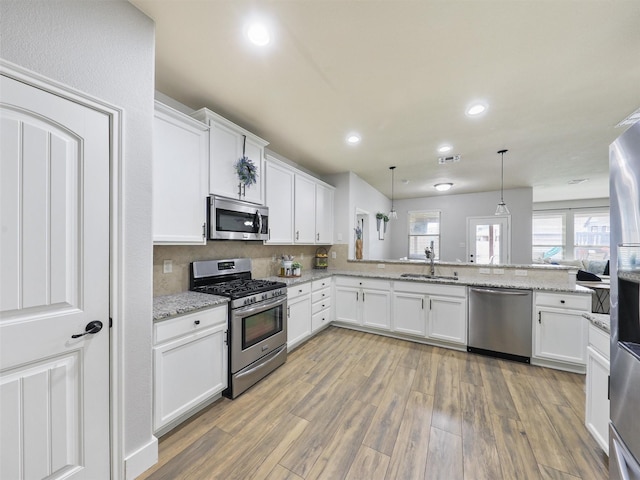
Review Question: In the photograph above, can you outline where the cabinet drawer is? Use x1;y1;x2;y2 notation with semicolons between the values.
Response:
536;292;591;311
288;281;311;301
312;287;330;304
335;276;388;290
312;310;331;331
154;306;227;345
588;323;610;359
312;298;331;315
312;278;331;291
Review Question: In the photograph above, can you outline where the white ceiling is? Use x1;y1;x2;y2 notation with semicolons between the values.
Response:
131;0;640;203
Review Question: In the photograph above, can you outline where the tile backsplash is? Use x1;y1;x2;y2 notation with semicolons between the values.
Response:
153;243;338;296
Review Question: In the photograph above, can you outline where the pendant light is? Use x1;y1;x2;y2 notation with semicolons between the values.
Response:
388;166;398;219
495;149;510;215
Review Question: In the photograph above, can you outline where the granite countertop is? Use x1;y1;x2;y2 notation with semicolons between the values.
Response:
153;291;229;321
582;312;611;334
261;269;591;294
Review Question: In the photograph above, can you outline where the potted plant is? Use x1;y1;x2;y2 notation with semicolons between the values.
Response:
383;214;389;233
375;212;384;232
291;261;302;276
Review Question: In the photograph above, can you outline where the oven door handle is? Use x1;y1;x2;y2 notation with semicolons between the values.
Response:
233;295;286;317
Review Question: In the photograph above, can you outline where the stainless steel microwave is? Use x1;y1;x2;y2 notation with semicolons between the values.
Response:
208;195;269;240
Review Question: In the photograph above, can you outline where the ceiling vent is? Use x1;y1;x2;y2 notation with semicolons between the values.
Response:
438;154;461;165
616;107;640;127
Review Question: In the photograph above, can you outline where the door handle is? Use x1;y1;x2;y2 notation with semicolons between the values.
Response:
71;320;103;338
538;311;541;324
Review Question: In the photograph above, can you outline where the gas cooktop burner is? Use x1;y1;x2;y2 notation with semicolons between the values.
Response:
194;279;287;299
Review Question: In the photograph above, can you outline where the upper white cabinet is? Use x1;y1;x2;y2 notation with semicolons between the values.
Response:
191;108;268;205
264;158;295;243
264;155;335;245
294;174;317;243
533;292;591;372
153;101;209;245
315;183;334;244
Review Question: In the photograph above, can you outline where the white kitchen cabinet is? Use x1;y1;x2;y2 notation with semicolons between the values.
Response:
311;278;332;333
428;295;467;345
287;282;312;350
333;277;391;331
533;292;590;371
264;156;295;243
315;182;334;244
334;285;361;325
153;305;228;435
392;281;466;345
393;291;427;336
152;101;209;245
191;107;268;204
294;174;317;243
586;321;610;454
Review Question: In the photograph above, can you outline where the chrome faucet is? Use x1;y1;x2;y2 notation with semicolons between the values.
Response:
424;240;435;276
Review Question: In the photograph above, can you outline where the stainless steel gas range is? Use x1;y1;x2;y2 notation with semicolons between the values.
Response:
190;258;287;398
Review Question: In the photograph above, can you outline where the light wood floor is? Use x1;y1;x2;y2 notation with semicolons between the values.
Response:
139;326;609;480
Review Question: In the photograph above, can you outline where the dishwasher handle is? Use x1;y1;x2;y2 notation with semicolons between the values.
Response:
470;287;531;296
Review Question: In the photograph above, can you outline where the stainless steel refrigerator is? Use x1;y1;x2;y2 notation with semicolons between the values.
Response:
610;120;640;479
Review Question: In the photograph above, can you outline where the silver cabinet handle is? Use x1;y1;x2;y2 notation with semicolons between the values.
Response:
296;231;299;240
317;233;320;241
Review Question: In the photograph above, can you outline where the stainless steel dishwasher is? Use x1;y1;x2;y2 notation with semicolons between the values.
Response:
468;286;533;363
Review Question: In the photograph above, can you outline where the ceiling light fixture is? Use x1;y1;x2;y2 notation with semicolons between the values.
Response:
247;22;270;46
495;149;510;215
388;166;398;220
466;103;487;116
568;178;588;185
434;183;453;192
346;134;361;145
438;145;452;153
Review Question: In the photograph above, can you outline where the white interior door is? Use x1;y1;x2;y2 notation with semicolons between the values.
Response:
467;216;511;264
0;74;110;479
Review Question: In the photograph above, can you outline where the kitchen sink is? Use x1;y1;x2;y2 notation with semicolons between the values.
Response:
400;273;459;281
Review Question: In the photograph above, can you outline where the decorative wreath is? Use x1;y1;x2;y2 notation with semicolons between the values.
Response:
235;156;258;186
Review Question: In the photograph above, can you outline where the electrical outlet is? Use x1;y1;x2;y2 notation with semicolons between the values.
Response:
377;264;385;269
479;268;491;274
515;270;528;276
331;251;337;259
163;260;173;274
493;268;504;275
300;253;304;260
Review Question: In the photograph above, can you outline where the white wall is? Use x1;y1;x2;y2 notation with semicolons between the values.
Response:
0;0;155;476
325;172;392;260
389;187;533;264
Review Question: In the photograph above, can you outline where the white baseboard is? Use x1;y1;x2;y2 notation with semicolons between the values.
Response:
125;436;158;480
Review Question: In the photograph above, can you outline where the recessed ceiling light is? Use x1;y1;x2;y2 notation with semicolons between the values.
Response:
568;179;588;185
346;134;361;145
466;103;487;116
247;22;270;46
401;179;410;184
438;145;452;153
434;183;453;191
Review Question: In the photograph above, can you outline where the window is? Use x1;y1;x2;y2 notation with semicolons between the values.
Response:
574;211;610;261
532;213;565;261
532;208;609;262
409;210;440;260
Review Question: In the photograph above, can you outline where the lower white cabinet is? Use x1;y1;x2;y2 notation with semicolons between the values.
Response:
287;282;312;349
334;277;391;330
153;305;228;434
586;321;610;454
428;295;467;345
393;291;427;336
392;281;466;345
533;292;591;371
